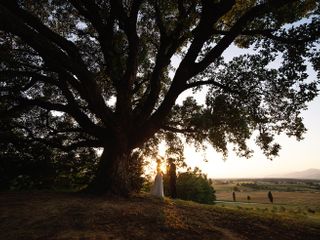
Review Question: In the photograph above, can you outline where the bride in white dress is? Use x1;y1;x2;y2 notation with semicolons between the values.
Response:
150;160;164;198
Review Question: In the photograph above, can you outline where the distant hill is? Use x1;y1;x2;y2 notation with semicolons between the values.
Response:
267;168;320;179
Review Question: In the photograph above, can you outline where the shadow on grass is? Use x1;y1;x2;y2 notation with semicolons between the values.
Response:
0;192;319;240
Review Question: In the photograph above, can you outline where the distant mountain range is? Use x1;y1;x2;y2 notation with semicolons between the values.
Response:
266;168;320;179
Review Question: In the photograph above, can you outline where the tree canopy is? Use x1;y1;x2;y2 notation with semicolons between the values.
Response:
0;0;319;194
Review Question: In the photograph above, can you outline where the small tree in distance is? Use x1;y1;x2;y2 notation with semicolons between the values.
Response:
268;191;274;203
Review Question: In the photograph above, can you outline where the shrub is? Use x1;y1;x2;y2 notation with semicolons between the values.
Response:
174;168;216;204
233;186;240;192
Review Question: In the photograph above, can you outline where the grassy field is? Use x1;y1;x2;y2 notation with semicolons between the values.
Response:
213;179;320;223
1;192;320;240
216;191;320;205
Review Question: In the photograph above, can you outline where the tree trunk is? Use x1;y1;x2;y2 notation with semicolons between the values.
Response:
85;145;131;196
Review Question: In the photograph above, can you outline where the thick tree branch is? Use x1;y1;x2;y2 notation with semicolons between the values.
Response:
1;71;115;138
133;0;200;124
179;0;236;68
68;0;118;86
110;0;142;118
67;0;114;68
2;94;107;139
0;3;118;132
68;0;105;32
194;0;299;75
0;4;83;77
9;118;103;151
154;0;167;37
4;2;84;63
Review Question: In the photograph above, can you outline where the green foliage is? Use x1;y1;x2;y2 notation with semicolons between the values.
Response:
0;112;99;191
0;144;99;191
173;167;216;204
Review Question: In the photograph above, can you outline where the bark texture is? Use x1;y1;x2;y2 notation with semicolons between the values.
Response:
85;146;131;196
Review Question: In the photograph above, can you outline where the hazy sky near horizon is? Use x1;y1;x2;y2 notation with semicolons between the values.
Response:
166;42;320;179
183;95;320;178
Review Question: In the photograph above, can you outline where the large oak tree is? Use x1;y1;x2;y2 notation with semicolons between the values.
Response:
0;0;319;195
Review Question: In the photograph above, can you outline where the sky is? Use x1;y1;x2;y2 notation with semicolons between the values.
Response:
182;95;320;178
164;43;320;179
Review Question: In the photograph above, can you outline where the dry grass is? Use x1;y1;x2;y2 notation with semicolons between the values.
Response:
1;192;320;240
216;191;320;206
215;191;320;223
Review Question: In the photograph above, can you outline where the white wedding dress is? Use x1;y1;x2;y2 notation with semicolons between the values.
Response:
150;172;164;198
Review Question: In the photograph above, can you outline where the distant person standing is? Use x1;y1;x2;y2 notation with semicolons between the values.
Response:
232;191;236;202
268;191;273;203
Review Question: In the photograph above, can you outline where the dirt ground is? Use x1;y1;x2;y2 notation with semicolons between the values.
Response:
0;192;319;240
